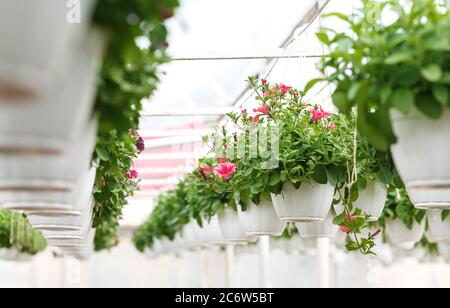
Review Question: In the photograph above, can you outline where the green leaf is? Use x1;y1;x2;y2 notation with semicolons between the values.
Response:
348;82;361;102
391;88;415;114
384;53;414;65
269;173;282;186
415;94;443;119
304;78;325;94
333;91;352;114
421;64;443;82
96;146;111;161
432;85;449;106
316;32;330;46
378;165;393;185
312;164;328;185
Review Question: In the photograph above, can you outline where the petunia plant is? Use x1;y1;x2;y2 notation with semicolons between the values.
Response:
309;0;450;150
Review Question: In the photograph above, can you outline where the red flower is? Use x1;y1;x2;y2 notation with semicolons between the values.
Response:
125;170;139;180
253;106;270;115
252;114;260;124
242;109;248;114
339;226;351;234
136;137;145;154
279;84;293;95
310;106;332;123
213;162;237;180
262;79;268;85
198;165;212;178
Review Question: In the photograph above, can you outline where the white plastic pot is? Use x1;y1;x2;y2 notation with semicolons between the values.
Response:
181;223;200;250
218;209;257;244
47;228;95;250
204;215;228;245
427;210;450;243
0;0;96;100
0;119;97;212
16;167;96;220
438;243;450;263
353;181;388;221
385;218;425;250
295;212;338;239
0;31;102;154
237;199;286;236
190;220;209;247
271;182;335;222
40;208;93;241
391;109;450;209
28;199;94;233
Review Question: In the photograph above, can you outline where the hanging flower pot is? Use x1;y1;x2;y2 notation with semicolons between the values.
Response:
438;244;450;263
27;199;94;233
426;210;450;243
0;119;97;212
237;199;286;237
218;209;257;244
46;228;95;250
181;222;200;251
205;215;229;245
385;218;425;250
0;32;102;155
353;181;388;221
295;212;338;239
0;0;96;100
190;220;209;247
272;182;335;223
391;110;450;210
40;206;93;245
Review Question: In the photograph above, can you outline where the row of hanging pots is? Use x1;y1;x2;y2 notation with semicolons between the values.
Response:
0;0;97;101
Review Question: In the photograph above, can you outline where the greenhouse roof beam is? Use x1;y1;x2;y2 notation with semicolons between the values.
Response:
169;49;323;61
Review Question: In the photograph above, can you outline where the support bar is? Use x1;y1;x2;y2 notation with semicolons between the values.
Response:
169;49;323;61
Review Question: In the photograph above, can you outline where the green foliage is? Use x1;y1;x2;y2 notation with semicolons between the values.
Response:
92;0;179;251
316;0;450;150
228;77;354;207
379;187;426;230
0;209;47;255
134;181;191;252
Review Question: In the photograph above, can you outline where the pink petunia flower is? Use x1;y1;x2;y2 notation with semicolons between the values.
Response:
198;165;212;178
339;226;351;234
310;106;332;123
125;169;139;180
252;114;260;124
279;84;293;95
253;106;270;115
213;162;237;180
136;136;145;154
